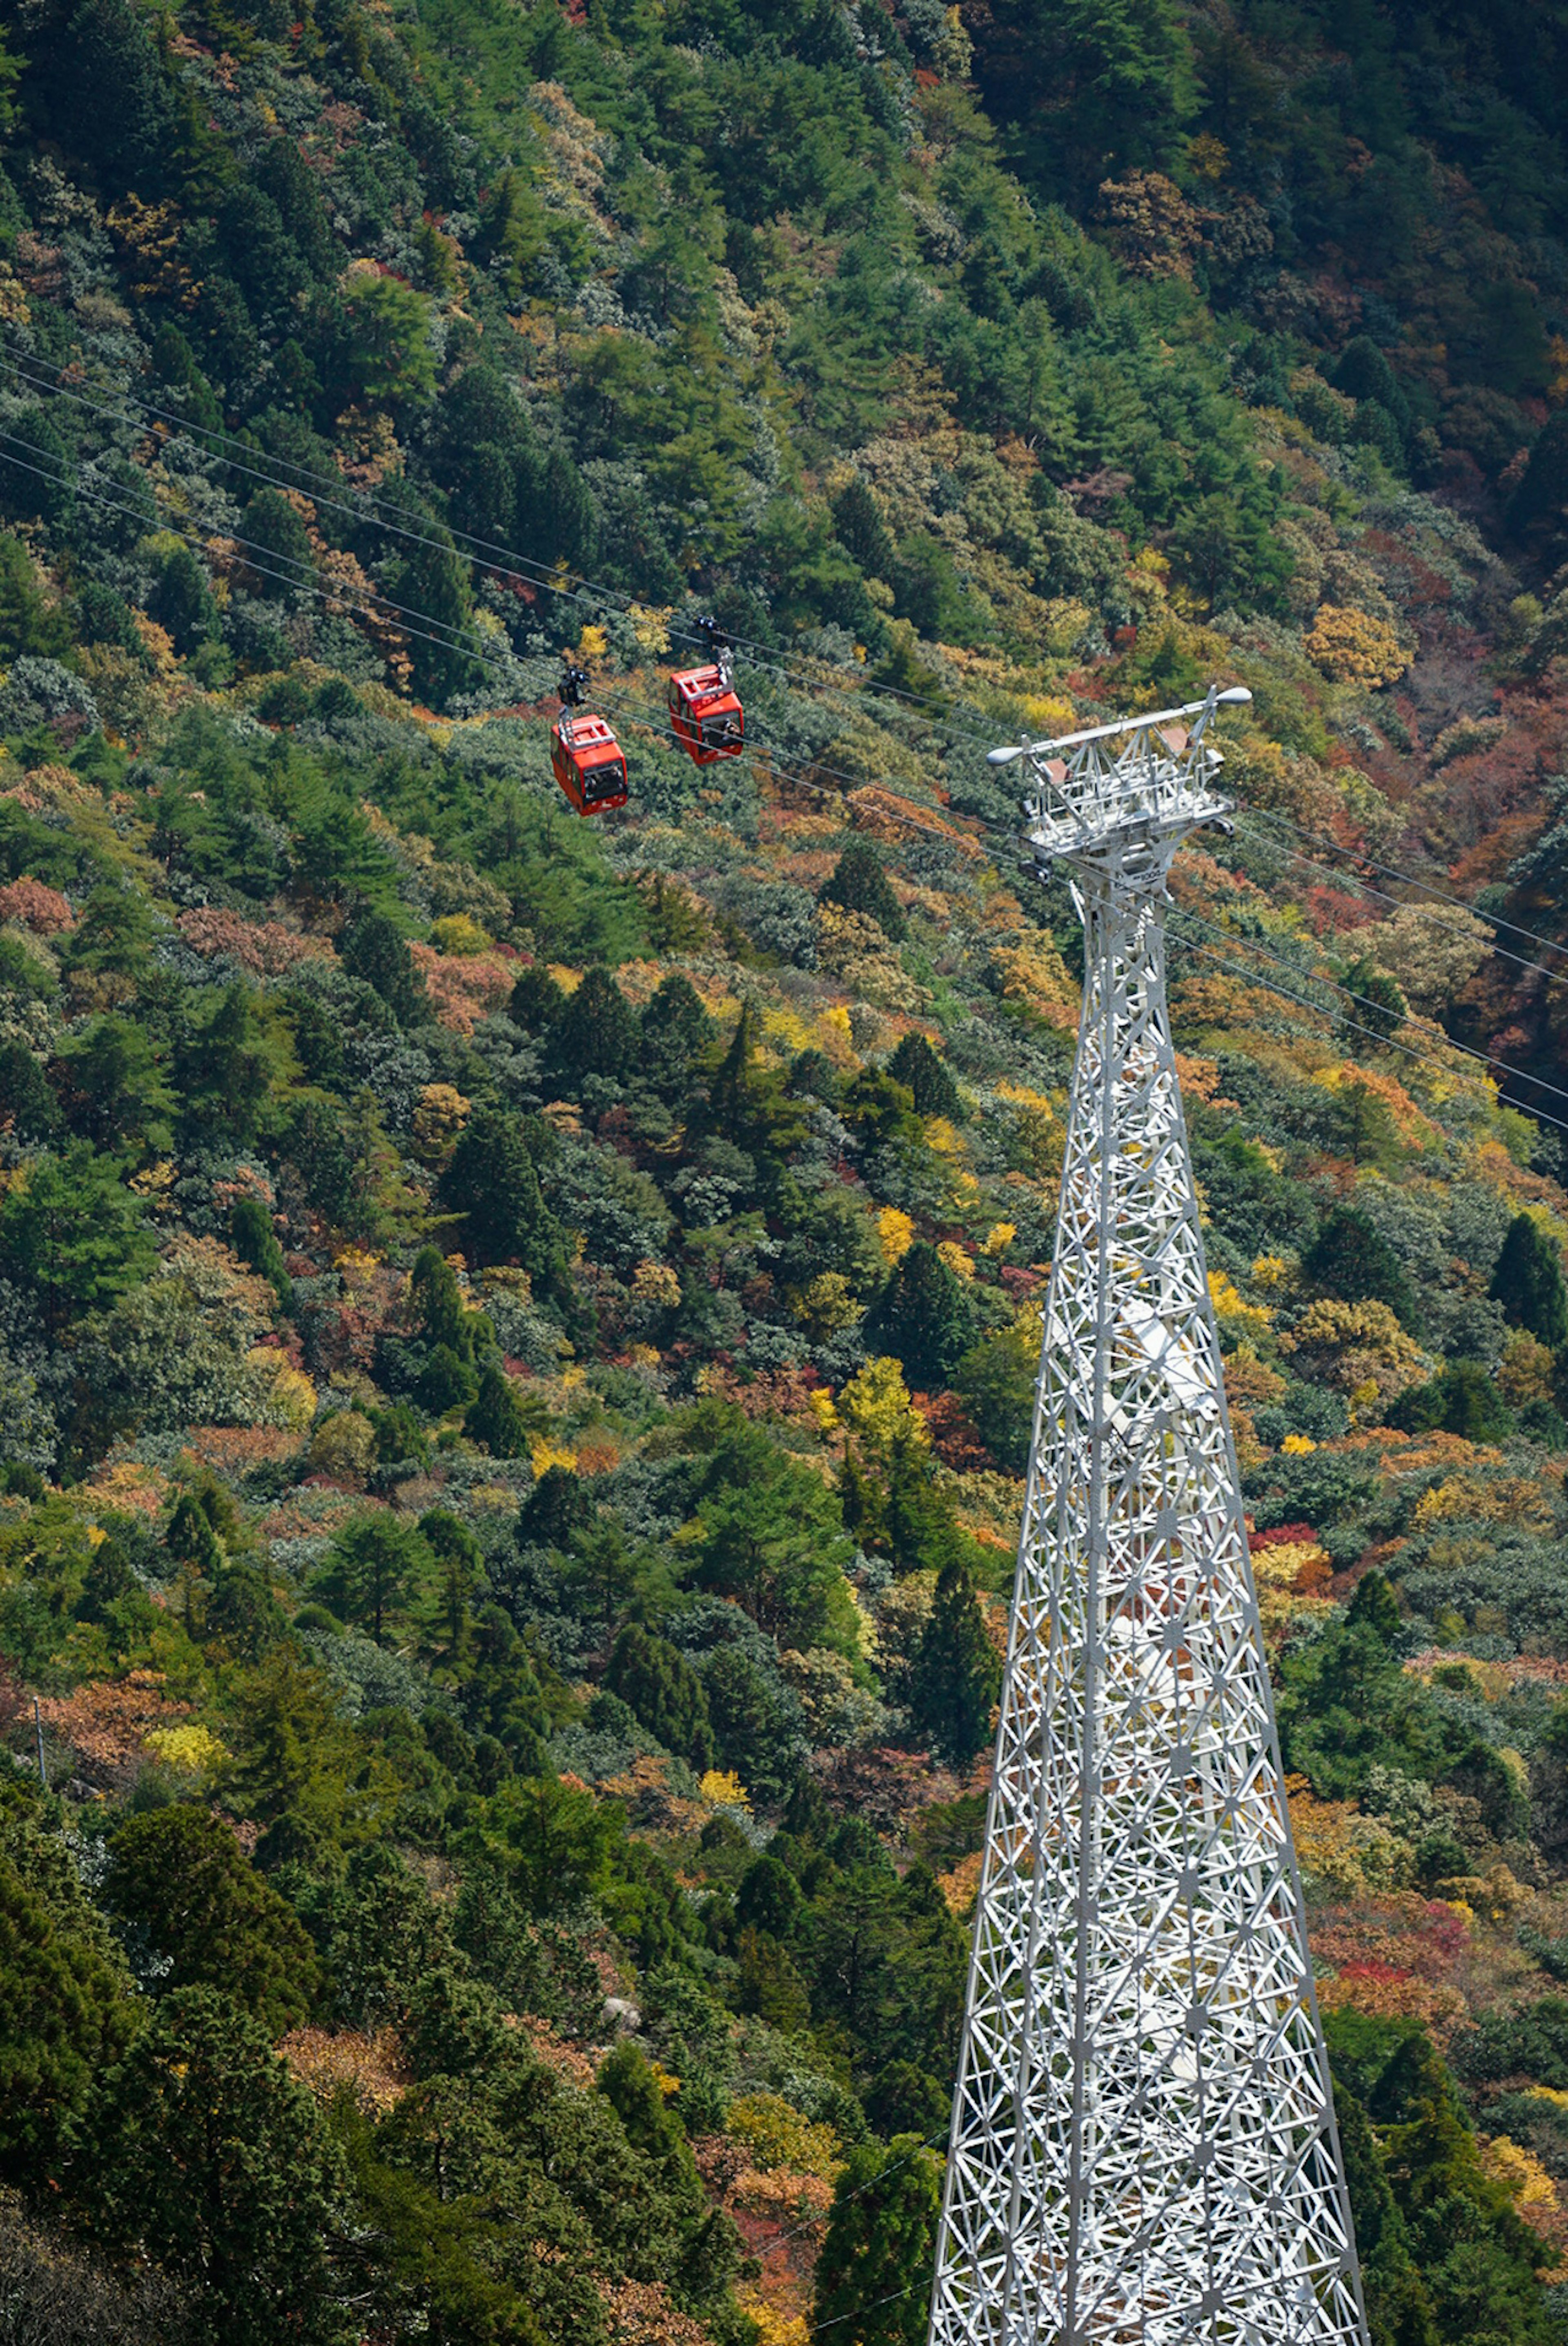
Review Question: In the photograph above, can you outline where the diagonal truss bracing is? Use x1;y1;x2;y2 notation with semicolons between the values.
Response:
928;689;1369;2346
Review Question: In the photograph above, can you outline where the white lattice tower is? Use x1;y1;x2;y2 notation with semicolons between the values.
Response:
927;688;1368;2346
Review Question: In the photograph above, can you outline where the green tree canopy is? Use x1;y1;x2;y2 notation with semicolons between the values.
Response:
0;1851;135;2187
819;836;906;940
869;1241;976;1391
1490;1213;1568;1350
80;1985;350;2346
103;1806;319;2035
910;1555;1000;1770
1302;1205;1421;1333
811;2132;943;2346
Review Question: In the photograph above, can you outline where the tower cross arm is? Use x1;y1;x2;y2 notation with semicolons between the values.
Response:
991;683;1251;871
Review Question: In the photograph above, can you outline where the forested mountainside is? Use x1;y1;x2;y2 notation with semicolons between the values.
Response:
10;0;1568;2339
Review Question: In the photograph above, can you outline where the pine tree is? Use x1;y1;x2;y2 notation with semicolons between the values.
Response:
605;1622;716;1769
870;1241;976;1391
550;965;639;1085
441;1107;566;1285
103;1807;318;2035
79;1986;348;2344
910;1556;998;1769
887;1030;964;1121
317;1513;433;1646
340;908;428;1029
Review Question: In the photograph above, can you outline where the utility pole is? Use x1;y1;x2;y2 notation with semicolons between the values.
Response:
928;689;1368;2345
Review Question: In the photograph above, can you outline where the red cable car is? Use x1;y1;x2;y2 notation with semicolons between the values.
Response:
550;664;627;816
668;619;744;766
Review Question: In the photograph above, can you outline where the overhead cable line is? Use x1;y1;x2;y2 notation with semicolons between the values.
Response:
0;341;992;734
9;435;1568;1138
1241;799;1568;969
1231;815;1568;1001
14;339;1568;985
1166;918;1568;1140
23;345;1567;969
0;440;945;821
1172;900;1568;1111
0;436;1012;824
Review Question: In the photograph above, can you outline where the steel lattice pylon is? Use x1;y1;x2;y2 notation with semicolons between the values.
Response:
927;688;1369;2346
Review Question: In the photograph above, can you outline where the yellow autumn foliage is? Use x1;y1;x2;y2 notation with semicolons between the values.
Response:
877;1205;915;1264
837;1356;926;1455
1305;604;1412;688
1480;2136;1557;2209
727;2094;844;2181
1208;1269;1272;1340
529;1437;579;1477
143;1721;226;1772
700;1769;751;1812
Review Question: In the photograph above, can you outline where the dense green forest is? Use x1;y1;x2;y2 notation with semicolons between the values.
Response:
8;0;1568;2337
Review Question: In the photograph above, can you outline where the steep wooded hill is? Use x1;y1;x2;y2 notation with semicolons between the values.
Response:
5;3;1568;2341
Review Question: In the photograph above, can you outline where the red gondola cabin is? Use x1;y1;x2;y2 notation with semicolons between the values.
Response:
552;713;628;815
668;662;744;765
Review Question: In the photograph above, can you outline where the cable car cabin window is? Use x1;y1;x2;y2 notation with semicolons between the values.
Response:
586;760;626;800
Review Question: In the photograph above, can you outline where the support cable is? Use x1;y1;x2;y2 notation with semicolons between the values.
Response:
1170;902;1568;1114
1230;816;1568;1000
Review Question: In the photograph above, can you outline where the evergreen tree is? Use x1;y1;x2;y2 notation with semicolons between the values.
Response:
103;1807;318;2034
605;1622;716;1769
812;2134;943;2346
340;908;428;1028
887;1030;964;1121
0;1853;135;2186
870;1241;976;1390
508;962;567;1034
57;1014;175;1152
819;836;907;940
1302;1205;1421;1333
79;1986;349;2346
316;1513;434;1646
1391;1361;1515;1445
441;1105;566;1285
1490;1213;1568;1350
550;965;639;1085
230;1197;292;1310
0;1145;155;1331
910;1556;999;1769
639;972;714;1100
1341;954;1408;1047
465;1363;531;1457
689;1004;809;1190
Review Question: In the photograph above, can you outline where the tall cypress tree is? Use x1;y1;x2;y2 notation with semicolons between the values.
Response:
812;2135;942;2346
910;1556;999;1769
1490;1213;1568;1350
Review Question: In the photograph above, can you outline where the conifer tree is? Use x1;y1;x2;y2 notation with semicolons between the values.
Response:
818;836;906;940
871;1241;975;1391
887;1030;964;1121
812;2134;943;2346
911;1555;998;1769
465;1363;530;1458
1490;1213;1568;1350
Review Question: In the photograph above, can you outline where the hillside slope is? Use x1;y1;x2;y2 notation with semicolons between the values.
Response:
5;2;1568;2339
